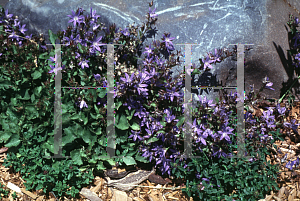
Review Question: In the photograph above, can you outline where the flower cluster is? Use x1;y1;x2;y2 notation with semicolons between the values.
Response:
36;4;258;179
2;3;300;200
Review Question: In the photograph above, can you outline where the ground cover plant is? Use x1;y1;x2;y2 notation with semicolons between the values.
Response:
0;2;300;200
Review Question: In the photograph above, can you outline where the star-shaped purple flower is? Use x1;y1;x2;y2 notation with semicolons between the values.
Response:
202;55;215;70
4;9;13;20
18;24;28;35
121;28;130;36
67;10;85;27
79;59;90;69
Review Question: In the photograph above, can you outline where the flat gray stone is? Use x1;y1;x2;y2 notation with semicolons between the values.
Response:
2;0;300;106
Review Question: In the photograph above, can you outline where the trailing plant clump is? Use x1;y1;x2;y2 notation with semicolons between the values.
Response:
0;2;299;200
0;183;10;199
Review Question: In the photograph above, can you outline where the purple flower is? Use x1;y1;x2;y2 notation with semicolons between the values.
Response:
196;95;216;108
121;28;130;36
18;24;28;35
211;146;228;158
65;34;82;45
143;56;154;66
88;7;100;25
286;160;296;170
196;130;208;145
155;56;167;67
293;32;300;48
76;98;88;110
48;53;59;63
120;73;134;84
90;35;105;53
129;130;143;141
141;146;154;162
67;9;85;27
25;34;33;41
212;48;222;62
284;119;300;134
262;76;274;90
265;82;274;90
162;33;175;52
8;30;20;41
75;52;81;59
79;59;90;69
13;19;20;27
4;9;13;20
48;64;66;75
294;53;300;62
138;70;151;82
202;55;215;70
235;92;245;103
166;87;181;102
134;80;149;95
93;74;101;81
261;109;275;122
145;127;155;136
149;7;158;18
143;44;154;58
217;126;234;142
92;23;100;31
164;108;178;124
276;104;286;115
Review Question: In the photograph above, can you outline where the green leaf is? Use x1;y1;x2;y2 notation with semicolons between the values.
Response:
95;127;104;136
69;113;80;120
18;89;31;100
115;112;130;130
70;149;83;166
97;88;107;98
31;71;42;80
176;115;185;127
5;107;19;124
33;86;43;96
125;108;135;120
81;129;97;148
122;156;137;166
0;131;11;143
77;43;85;54
191;68;201;75
96;161;106;170
0;80;12;89
38;52;49;59
62;127;78;146
5;133;21;147
144;137;159;145
48;29;58;46
115;101;122;110
94;104;99;114
130;122;140;131
30;93;35;103
11;44;18;55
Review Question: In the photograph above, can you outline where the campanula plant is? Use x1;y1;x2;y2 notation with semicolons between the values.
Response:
49;7;296;200
0;2;299;200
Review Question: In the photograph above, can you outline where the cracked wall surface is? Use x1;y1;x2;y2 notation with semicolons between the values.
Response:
1;0;299;104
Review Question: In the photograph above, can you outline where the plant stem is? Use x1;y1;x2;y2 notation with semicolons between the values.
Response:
278;75;300;104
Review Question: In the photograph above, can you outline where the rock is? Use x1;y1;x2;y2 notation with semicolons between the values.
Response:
148;173;169;185
2;0;300;105
107;169;155;191
80;188;103;201
111;189;131;201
